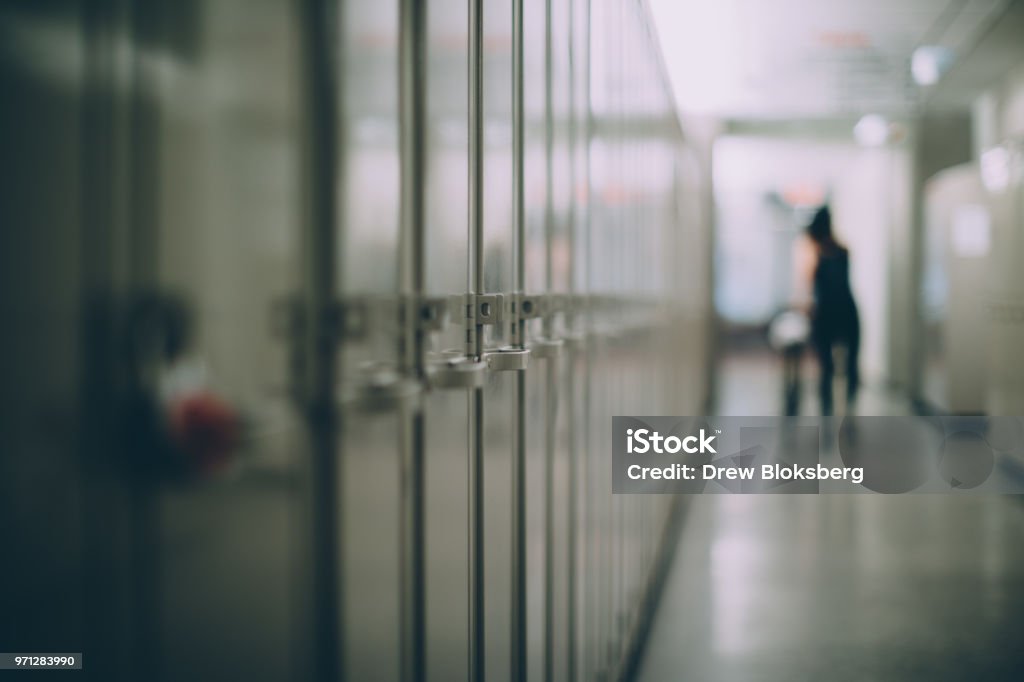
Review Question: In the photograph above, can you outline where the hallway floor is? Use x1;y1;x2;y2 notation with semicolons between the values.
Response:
636;352;1024;681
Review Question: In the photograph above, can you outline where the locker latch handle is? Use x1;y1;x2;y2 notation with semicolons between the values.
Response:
529;337;563;359
429;352;487;389
483;346;530;371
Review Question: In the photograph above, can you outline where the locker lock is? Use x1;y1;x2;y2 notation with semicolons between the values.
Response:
166;388;241;478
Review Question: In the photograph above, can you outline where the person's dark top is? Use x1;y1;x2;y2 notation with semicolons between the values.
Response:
812;245;858;338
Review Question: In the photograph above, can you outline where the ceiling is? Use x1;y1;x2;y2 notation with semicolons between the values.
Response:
649;0;1012;119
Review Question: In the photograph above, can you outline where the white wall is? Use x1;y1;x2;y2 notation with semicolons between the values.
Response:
974;63;1024;414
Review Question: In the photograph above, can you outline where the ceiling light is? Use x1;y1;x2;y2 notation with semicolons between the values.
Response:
912;46;954;86
854;115;889;147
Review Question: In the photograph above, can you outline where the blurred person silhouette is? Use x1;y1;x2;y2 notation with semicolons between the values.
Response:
803;205;860;416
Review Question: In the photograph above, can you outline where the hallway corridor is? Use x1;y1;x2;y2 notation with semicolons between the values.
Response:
638;356;1024;681
638;494;1024;681
5;0;1024;679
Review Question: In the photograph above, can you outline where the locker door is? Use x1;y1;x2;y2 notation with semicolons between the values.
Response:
524;1;576;680
477;2;517;679
137;2;305;680
0;0;87;661
338;1;405;679
423;0;471;680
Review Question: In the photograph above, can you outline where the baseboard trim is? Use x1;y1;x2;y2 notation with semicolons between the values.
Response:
615;495;691;682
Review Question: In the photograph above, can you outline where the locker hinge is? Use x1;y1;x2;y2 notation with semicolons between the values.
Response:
506;292;541;346
270;296;368;344
449;293;506;355
272;294;449;344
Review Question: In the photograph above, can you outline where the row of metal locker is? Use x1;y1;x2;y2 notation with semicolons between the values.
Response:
0;0;712;680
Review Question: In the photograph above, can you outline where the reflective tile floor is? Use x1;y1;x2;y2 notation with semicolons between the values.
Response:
637;353;1024;681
